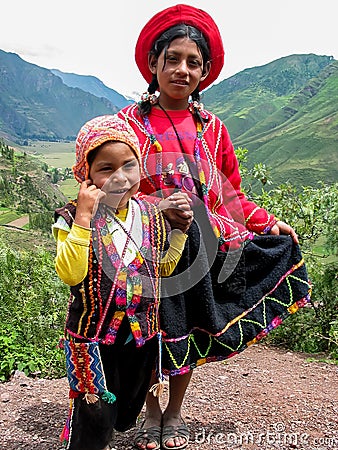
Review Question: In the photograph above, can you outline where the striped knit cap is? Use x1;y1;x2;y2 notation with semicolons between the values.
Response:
72;115;140;183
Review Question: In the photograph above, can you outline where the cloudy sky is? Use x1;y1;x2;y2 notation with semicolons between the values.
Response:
2;0;337;98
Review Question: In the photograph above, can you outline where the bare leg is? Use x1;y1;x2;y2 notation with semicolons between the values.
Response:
134;371;163;450
162;371;192;448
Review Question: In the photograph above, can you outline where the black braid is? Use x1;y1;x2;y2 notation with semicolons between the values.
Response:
138;76;159;117
191;89;200;103
191;88;208;124
148;77;158;94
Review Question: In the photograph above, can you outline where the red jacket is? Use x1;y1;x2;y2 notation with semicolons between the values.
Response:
119;104;276;250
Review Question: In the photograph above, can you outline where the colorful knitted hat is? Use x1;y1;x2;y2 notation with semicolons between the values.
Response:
135;4;224;91
72;115;140;183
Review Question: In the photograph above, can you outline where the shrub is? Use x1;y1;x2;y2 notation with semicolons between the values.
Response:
0;239;68;380
254;182;338;361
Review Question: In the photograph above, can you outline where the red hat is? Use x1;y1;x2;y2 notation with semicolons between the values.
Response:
135;4;224;91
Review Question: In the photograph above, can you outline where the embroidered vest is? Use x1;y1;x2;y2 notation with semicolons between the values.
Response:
55;198;168;347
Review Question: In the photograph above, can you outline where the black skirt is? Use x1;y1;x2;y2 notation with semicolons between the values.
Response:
160;210;311;376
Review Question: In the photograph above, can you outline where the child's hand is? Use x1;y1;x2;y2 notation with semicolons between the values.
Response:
160;192;194;233
270;220;299;244
74;180;106;228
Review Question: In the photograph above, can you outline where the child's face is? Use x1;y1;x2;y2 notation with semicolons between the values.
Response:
89;141;140;210
149;36;210;108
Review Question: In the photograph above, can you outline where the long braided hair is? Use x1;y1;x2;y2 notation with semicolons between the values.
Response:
138;24;210;124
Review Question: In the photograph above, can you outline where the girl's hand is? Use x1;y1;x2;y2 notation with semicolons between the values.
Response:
270;220;299;244
160;192;194;233
74;180;106;228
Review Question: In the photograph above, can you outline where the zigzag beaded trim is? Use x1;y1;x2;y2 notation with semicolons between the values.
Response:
162;261;311;375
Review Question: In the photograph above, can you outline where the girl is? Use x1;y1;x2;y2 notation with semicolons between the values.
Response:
118;4;311;450
53;114;193;450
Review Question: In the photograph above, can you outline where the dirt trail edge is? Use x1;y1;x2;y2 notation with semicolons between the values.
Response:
1;345;337;450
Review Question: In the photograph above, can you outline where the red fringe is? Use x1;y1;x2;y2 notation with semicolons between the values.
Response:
69;389;80;399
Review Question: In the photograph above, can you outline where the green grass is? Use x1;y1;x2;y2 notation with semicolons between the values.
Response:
0;211;21;224
40;152;75;169
22;140;75;155
0;227;55;252
59;178;79;199
13;141;79;198
312;235;338;263
20;141;76;169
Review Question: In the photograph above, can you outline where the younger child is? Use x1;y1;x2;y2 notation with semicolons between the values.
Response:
53;115;193;450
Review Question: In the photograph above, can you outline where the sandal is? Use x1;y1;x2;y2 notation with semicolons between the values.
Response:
133;421;161;450
161;421;190;450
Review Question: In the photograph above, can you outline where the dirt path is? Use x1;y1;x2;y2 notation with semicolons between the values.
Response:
6;215;29;228
1;345;337;450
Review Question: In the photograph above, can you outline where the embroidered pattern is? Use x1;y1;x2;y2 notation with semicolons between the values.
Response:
119;104;271;249
162;259;312;375
64;340;107;395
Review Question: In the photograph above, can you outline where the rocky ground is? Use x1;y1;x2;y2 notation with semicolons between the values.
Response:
1;345;337;450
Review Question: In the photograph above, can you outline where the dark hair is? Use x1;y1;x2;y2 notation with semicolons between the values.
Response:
86;146;100;171
138;24;210;121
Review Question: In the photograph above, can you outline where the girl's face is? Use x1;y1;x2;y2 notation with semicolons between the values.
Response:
149;36;210;110
89;141;140;210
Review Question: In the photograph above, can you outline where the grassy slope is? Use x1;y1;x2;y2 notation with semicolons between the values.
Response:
13;140;75;168
0;146;67;220
234;62;338;185
0;227;56;252
203;55;337;187
58;178;79;200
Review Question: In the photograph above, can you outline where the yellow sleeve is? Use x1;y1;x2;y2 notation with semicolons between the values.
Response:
160;229;187;277
54;223;91;286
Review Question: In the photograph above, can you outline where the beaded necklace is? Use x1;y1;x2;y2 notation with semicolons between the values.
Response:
112;207;157;296
92;199;163;345
92;202;136;340
143;103;210;215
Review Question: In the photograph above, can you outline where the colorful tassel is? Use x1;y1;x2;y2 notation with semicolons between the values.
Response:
148;331;167;397
149;380;166;397
102;390;117;404
58;337;65;349
69;389;80;399
84;393;99;404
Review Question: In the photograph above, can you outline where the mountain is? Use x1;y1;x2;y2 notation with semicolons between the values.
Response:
0;50;121;141
203;54;337;186
0;51;337;187
51;69;132;110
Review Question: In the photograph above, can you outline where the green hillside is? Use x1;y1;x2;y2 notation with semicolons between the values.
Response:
203;54;333;136
0;140;67;217
234;61;338;186
203;54;337;186
234;62;337;141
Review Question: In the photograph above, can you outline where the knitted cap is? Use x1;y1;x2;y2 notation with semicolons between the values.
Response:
135;4;224;91
72;115;140;183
